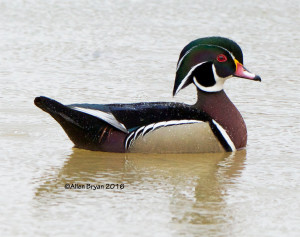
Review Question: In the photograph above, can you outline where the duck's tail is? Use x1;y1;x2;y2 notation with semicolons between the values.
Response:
34;96;126;152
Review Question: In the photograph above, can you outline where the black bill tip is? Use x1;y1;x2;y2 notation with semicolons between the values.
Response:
253;75;262;82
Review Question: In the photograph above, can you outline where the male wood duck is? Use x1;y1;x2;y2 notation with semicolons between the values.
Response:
34;36;261;153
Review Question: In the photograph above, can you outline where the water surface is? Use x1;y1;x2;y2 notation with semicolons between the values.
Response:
0;0;299;236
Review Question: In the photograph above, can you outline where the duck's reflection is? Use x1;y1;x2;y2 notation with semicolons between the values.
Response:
35;149;246;226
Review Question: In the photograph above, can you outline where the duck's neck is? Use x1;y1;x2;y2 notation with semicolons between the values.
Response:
194;89;247;149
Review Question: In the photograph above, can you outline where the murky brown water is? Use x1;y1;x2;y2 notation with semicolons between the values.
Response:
1;0;299;236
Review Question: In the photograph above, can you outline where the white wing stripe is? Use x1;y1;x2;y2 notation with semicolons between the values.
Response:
72;107;128;133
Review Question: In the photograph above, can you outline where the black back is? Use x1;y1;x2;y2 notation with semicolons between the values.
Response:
70;102;212;132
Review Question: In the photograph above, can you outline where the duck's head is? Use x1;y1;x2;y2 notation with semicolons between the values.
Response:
173;36;261;95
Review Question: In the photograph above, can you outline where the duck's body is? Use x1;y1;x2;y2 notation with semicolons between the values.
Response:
35;36;260;153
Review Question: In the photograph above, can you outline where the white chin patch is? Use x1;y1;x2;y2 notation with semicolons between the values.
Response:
193;65;231;92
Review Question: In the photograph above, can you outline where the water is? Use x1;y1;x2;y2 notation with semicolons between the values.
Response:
1;0;300;236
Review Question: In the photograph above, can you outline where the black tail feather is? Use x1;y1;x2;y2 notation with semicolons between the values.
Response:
34;96;126;152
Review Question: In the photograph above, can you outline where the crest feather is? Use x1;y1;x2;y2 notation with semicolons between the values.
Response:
173;37;243;96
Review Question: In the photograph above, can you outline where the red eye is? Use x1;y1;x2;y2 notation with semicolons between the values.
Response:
217;54;227;62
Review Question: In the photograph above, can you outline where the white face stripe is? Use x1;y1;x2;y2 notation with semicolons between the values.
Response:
72;107;128;133
176;44;236;72
174;62;207;95
212;120;236;151
193;64;232;92
175;44;238;95
176;45;198;71
125;120;203;150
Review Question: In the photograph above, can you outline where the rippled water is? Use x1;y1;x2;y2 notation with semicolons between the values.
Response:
1;0;299;236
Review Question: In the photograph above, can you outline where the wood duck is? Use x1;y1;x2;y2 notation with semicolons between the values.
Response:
34;36;261;153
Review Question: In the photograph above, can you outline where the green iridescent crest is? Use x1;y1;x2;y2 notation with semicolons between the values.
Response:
173;37;243;95
178;36;243;64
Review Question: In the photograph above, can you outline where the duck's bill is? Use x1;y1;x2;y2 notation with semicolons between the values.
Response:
233;59;261;81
